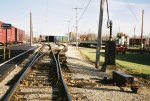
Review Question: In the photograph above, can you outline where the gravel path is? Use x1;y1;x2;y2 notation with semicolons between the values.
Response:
66;46;150;101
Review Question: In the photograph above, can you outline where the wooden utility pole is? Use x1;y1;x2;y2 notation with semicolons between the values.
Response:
141;10;144;49
30;12;33;46
73;8;82;48
95;0;105;68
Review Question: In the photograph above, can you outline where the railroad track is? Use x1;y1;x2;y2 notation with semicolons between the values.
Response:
3;43;71;101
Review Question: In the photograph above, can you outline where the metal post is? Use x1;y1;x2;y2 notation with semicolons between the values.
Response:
95;0;105;68
109;20;113;41
76;8;78;48
134;25;136;46
141;10;144;49
30;12;33;46
8;43;10;59
6;29;7;48
3;43;6;61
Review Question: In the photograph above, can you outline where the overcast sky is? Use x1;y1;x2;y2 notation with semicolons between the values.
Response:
0;0;150;37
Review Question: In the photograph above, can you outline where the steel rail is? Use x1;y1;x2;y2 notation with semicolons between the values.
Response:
0;46;37;67
3;45;45;101
53;44;72;101
57;53;72;101
51;47;60;82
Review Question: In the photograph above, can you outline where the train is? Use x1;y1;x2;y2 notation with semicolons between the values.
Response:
40;35;68;43
0;21;25;44
129;38;150;46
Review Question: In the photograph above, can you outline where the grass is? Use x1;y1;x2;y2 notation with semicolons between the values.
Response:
128;46;140;50
79;47;150;79
79;48;104;64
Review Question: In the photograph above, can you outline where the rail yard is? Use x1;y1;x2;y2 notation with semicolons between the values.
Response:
0;0;150;101
0;42;149;101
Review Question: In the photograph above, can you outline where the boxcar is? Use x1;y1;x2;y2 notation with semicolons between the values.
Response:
0;21;5;44
8;26;15;43
55;36;68;43
16;28;25;43
0;21;13;44
0;20;25;44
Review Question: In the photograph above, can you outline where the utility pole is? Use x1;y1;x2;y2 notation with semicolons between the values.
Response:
141;10;144;49
89;29;91;34
134;25;136;46
66;21;71;44
109;20;113;41
73;7;82;48
30;12;33;46
89;29;91;40
95;0;105;69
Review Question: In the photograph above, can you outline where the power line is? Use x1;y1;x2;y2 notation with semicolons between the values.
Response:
78;0;92;21
30;12;33;46
70;0;89;31
123;0;140;25
79;0;87;8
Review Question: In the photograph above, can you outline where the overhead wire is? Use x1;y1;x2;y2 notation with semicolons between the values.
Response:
69;0;84;30
122;0;141;26
79;0;87;8
78;0;92;21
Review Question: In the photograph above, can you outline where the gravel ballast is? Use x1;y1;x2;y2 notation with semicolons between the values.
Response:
66;46;150;101
0;44;41;99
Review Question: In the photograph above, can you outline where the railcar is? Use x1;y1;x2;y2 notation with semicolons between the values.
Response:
0;21;25;44
41;35;68;43
55;36;68;43
16;28;25;43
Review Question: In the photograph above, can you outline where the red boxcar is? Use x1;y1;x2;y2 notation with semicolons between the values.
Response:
0;20;25;44
10;26;16;42
21;30;25;42
0;21;15;43
16;28;25;43
0;21;6;43
7;28;13;43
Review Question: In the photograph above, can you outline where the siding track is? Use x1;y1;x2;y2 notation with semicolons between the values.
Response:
3;44;71;101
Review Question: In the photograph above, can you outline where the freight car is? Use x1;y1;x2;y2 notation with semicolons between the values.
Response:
16;28;25;43
41;35;68;43
55;36;68;43
129;38;150;46
0;21;25;44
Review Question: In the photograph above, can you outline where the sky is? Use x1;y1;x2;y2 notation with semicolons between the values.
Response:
0;0;150;38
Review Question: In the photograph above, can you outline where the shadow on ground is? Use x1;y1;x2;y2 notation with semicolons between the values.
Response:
67;56;105;78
